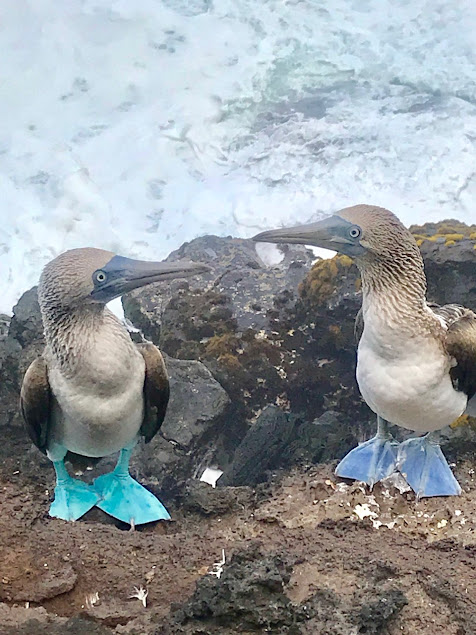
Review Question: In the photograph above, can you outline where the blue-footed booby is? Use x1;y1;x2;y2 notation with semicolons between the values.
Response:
20;248;209;524
253;205;476;498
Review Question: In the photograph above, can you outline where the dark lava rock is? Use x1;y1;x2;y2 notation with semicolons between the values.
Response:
122;235;314;345
160;356;230;449
420;238;476;308
356;588;408;634
219;408;357;488
132;355;231;499
0;290;47;482
124;236;368;475
0;314;11;368
0;313;10;341
172;542;296;632
219;406;299;487
0;288;45;423
165;541;408;634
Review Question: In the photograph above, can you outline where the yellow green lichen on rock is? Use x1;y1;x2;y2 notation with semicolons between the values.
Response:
411;220;476;246
299;254;356;306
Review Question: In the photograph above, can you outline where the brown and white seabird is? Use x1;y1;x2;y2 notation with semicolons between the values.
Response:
253;205;476;497
20;248;209;524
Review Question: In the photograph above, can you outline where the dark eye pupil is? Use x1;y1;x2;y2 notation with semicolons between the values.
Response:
97;272;106;282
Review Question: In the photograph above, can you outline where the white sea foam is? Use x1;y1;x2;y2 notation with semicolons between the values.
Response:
1;0;475;313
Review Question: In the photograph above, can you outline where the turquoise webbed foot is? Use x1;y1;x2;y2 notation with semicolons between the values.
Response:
49;461;100;521
335;417;398;487
397;433;461;498
94;448;170;526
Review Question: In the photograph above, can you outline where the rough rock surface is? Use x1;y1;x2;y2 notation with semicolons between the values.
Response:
170;540;409;634
0;603;112;635
122;236;314;344
133;354;231;498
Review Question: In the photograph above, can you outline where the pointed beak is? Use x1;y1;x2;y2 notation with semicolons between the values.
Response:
252;215;355;250
91;255;210;302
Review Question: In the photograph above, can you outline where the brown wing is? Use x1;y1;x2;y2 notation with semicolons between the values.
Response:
354;307;364;344
20;357;51;454
136;343;170;443
442;309;476;401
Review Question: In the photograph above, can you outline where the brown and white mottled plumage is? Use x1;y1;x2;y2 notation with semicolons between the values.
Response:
21;248;172;459
21;342;169;456
253;204;476;496
19;247;208;523
337;206;476;421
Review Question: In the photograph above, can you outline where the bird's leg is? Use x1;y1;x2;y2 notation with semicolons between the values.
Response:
48;449;100;521
94;441;170;526
397;431;461;498
335;415;398;487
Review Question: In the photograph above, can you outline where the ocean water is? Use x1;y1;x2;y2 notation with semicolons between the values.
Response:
1;0;475;313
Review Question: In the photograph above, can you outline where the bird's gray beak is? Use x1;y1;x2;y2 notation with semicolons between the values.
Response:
252;215;365;256
91;256;210;302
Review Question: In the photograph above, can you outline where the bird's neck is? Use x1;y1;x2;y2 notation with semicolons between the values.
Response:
359;251;439;340
42;304;135;377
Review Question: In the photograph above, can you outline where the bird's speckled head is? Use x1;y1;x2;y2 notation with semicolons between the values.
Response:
38;247;210;313
39;248;115;310
335;205;421;262
253;204;428;309
253;204;421;264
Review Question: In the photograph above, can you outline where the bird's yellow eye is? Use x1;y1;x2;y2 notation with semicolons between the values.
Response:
95;271;107;283
349;226;361;239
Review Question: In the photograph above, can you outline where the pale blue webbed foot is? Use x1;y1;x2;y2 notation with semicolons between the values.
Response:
94;448;170;527
397;432;461;498
335;416;398;487
49;460;100;521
